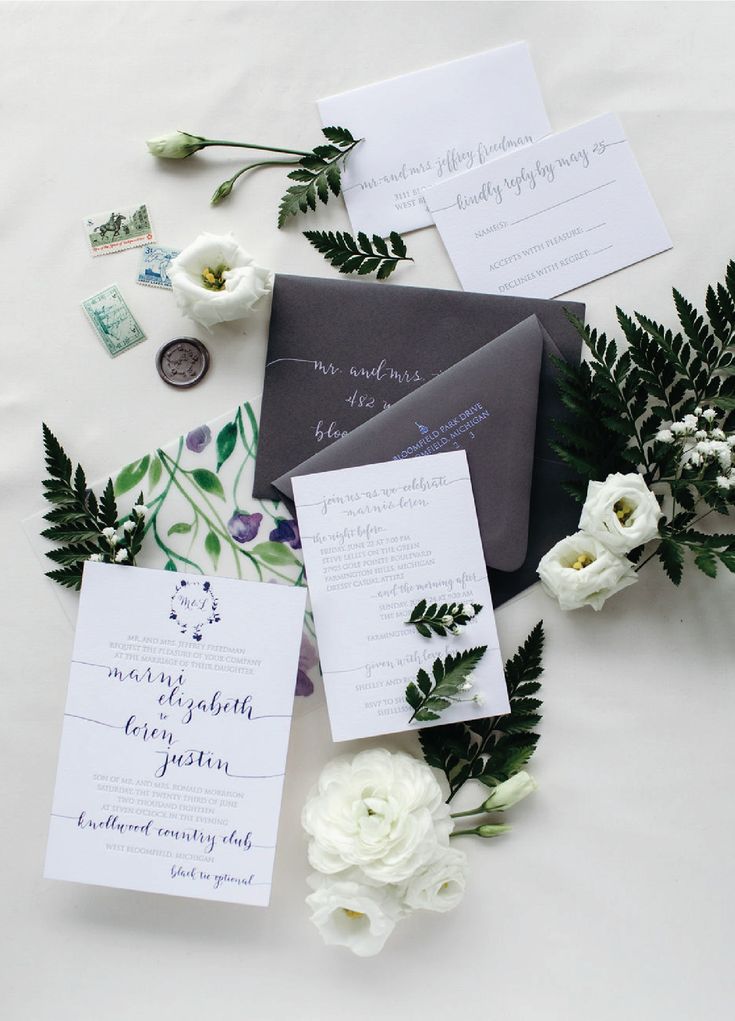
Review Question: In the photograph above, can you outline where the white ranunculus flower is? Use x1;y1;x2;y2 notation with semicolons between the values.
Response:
302;748;452;884
537;532;638;611
481;771;538;812
578;473;662;555
168;232;273;329
401;846;468;914
305;870;405;957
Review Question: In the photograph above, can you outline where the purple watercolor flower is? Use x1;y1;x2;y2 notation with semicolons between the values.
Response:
227;511;262;544
269;517;301;550
295;633;318;697
186;425;211;453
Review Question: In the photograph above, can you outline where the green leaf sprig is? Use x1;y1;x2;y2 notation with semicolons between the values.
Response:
406;598;483;638
303;229;412;280
406;646;487;724
418;622;544;801
277;126;362;228
41;424;146;590
552;260;735;585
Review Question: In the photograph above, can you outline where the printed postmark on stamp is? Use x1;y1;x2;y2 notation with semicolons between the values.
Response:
83;203;154;256
137;244;180;289
81;285;146;357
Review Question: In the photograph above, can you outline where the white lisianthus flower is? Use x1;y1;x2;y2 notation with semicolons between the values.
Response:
146;130;206;159
578;473;662;555
538;532;638;611
302;748;452;884
305;871;405;957
481;771;538;812
401;846;468;914
168;233;273;329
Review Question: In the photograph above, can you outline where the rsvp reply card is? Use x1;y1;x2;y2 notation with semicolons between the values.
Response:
318;43;550;237
292;452;509;742
45;563;306;906
427;113;672;298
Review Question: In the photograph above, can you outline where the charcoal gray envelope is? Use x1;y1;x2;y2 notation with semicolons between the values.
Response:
273;315;583;607
253;273;585;501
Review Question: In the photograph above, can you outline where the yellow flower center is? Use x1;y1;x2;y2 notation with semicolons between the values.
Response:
342;909;365;920
614;498;635;526
201;264;229;291
440;882;450;892
570;552;595;571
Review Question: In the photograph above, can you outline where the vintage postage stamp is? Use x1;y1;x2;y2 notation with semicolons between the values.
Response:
81;285;146;357
83;203;155;256
137;244;180;289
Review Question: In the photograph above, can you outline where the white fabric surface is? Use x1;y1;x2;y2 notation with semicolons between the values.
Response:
1;2;734;1018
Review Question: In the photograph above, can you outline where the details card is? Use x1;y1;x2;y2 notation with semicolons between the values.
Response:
426;113;672;298
45;563;306;906
318;43;550;237
292;452;508;742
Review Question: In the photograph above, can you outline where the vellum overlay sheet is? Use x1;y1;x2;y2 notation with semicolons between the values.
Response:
23;397;323;718
293;452;509;742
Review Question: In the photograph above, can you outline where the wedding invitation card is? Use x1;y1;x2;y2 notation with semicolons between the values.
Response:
426;113;672;298
253;274;584;501
318;43;550;236
292;452;509;742
45;563;306;905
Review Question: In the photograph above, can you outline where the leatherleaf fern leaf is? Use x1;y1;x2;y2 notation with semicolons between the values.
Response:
419;622;544;802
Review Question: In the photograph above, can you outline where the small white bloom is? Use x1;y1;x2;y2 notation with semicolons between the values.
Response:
538;532;638;611
101;526;116;539
578;473;662;555
459;681;473;692
463;604;476;619
473;693;485;707
441;615;453;626
401;847;468;914
482;771;538;812
670;422;687;436
655;428;675;444
123;519;136;533
132;503;147;518
146;130;206;159
711;428;726;441
88;554;102;562
687;451;702;468
449;624;461;636
694;406;703;416
306;870;405;957
682;414;699;433
729;436;735;449
168;232;273;329
302;749;452;884
703;408;717;422
114;549;129;563
695;430;708;441
716;475;732;490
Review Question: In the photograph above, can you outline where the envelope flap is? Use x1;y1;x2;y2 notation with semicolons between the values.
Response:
274;315;546;573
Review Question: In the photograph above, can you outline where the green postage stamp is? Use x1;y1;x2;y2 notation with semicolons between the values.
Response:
84;203;154;256
82;285;146;357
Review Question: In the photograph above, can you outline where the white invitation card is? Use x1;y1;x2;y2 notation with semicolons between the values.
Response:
45;563;306;906
426;113;672;298
292;452;508;742
318;43;550;237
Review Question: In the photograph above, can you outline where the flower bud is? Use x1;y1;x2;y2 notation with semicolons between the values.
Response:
482;771;538;812
211;178;234;205
146;131;206;159
475;824;512;838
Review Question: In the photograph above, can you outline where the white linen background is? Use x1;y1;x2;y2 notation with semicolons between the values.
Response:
1;2;734;1018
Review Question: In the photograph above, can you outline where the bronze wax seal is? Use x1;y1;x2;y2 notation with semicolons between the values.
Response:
156;337;210;388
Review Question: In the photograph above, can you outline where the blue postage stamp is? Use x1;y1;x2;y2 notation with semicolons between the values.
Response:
137;244;180;290
81;285;146;357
